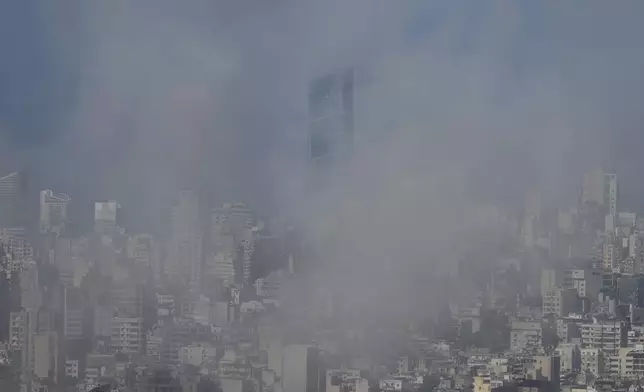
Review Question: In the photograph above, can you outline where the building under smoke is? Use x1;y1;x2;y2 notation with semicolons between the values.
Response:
0;172;27;228
39;190;71;234
308;68;354;186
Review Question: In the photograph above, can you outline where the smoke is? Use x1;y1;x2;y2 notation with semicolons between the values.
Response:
3;0;644;319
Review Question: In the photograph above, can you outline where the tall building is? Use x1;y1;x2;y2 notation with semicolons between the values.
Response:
308;69;354;172
281;345;325;392
0;172;26;228
210;202;256;286
127;234;154;269
166;190;203;289
63;287;84;340
542;287;578;317
582;169;618;215
33;332;58;384
110;317;143;354
39;190;71;234
94;200;119;237
211;202;254;250
581;319;626;354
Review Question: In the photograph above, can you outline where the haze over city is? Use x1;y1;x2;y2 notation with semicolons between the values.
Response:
2;1;644;392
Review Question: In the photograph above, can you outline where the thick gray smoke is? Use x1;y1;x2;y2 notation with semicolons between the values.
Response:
3;0;644;319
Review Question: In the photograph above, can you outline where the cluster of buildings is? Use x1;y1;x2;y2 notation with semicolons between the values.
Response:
3;63;644;392
432;169;644;392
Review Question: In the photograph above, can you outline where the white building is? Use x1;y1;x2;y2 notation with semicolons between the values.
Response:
39;190;70;234
580;319;625;353
607;347;644;379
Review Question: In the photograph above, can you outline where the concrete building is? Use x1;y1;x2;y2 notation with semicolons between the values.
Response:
526;355;560;392
211;202;256;285
555;343;580;373
556;316;582;343
63;287;84;339
65;359;79;379
473;376;492;392
541;269;558;299
166;190;203;289
582;169;617;211
562;269;602;299
178;343;216;367
603;241;618;270
211;252;236;288
0;172;26;228
543;287;578;317
0;227;33;262
580;319;626;353
33;332;58;383
581;348;603;376
326;369;369;392
511;321;543;353
39;190;70;234
607;346;644;380
282;345;324;392
110;317;143;354
8;312;26;352
94;200;119;237
127;233;154;269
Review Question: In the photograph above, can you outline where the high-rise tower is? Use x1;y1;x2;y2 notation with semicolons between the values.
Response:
308;69;354;176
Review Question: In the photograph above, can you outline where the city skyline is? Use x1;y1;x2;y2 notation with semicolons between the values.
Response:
2;1;644;392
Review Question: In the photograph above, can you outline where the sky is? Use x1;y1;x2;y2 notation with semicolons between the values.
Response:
2;0;644;231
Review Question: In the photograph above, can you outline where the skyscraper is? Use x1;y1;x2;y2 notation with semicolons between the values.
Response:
308;69;354;170
281;345;325;392
166;190;203;289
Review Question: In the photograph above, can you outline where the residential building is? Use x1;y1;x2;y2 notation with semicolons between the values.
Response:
33;332;58;383
543;287;578;317
581;348;603;376
510;321;542;353
607;346;644;380
110;317;143;354
580;318;626;353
